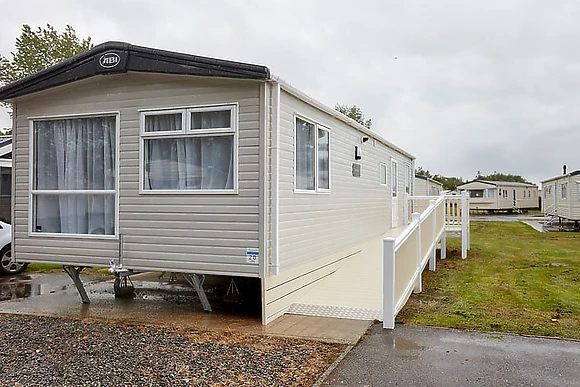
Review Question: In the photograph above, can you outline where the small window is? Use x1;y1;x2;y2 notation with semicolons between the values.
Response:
577;183;580;200
379;163;388;186
562;183;567;199
405;165;411;194
141;105;236;192
485;189;495;198
391;160;398;197
295;117;330;192
470;190;484;198
144;112;182;133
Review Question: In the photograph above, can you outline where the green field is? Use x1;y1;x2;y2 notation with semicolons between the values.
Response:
397;221;580;339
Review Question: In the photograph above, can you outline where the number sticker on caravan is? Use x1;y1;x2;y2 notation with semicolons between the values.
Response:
246;248;259;264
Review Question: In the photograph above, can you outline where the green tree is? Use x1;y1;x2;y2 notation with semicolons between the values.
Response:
0;24;92;111
335;104;372;129
415;166;433;179
416;167;465;190
476;171;531;184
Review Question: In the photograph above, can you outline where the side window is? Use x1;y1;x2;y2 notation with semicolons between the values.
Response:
391;160;398;197
379;163;388;186
562;183;567;199
295;116;330;192
405;165;411;194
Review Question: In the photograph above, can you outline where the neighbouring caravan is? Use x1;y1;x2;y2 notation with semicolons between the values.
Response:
0;136;12;223
0;42;415;324
457;180;539;212
414;174;443;196
541;167;580;225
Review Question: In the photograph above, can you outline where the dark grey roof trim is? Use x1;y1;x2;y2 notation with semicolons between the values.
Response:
0;41;271;100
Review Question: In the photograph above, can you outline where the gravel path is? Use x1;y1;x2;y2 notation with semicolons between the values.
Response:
0;314;345;386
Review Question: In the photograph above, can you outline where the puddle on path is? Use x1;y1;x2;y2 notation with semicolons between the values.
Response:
0;273;73;301
383;335;428;360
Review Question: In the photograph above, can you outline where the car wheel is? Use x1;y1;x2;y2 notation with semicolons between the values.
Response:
0;245;28;275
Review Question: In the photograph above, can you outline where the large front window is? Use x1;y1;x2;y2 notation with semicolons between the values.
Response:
32;116;117;235
141;106;236;192
295;117;330;192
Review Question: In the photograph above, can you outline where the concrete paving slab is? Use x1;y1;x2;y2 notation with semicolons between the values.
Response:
322;323;580;386
0;272;369;345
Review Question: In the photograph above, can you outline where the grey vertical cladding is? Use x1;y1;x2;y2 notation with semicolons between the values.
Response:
276;90;412;270
12;73;261;276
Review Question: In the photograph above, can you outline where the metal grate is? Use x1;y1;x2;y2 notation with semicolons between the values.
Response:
288;303;381;321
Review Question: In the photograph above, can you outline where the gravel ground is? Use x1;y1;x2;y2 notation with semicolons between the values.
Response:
0;314;346;386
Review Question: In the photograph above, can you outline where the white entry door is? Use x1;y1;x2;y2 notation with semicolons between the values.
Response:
391;159;398;228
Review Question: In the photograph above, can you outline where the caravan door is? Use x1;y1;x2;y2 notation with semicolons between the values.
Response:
391;159;398;228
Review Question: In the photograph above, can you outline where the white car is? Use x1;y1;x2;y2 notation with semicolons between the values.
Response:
0;221;27;275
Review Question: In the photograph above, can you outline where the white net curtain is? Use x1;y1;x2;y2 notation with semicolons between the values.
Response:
33;117;116;235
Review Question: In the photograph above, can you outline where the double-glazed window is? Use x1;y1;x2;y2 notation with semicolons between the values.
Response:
379;163;388;186
561;183;567;199
141;105;236;192
405;165;411;194
295;117;330;192
32;115;117;235
391;160;398;197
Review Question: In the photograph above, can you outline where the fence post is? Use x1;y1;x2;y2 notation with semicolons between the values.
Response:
412;213;422;293
461;191;468;259
429;199;436;271
441;196;447;259
383;237;396;329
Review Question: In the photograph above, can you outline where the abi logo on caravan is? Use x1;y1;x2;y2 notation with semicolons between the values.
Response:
99;52;121;69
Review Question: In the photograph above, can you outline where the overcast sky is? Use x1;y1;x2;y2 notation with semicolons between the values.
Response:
1;0;578;184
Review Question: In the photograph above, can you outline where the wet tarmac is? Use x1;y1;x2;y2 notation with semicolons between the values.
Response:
322;324;580;386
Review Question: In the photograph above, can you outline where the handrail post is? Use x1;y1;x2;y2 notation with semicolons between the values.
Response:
412;213;422;293
461;191;468;258
429;199;436;271
441;196;447;259
383;237;396;329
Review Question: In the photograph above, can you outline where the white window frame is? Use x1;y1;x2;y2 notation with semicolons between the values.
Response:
405;164;411;194
139;104;238;195
391;159;398;198
28;112;120;239
293;114;331;193
561;183;567;199
379;163;388;186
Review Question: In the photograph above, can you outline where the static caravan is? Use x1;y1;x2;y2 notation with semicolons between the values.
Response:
414;175;443;196
457;180;538;212
541;168;580;224
0;42;415;324
0;136;12;223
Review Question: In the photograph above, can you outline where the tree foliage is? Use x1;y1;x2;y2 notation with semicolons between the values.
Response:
415;166;465;191
335;104;372;129
476;171;531;184
416;167;531;190
0;24;92;111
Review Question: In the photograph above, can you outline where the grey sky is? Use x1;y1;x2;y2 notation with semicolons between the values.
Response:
1;0;578;184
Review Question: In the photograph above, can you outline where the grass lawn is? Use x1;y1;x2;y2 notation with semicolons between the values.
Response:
26;263;113;277
397;221;580;339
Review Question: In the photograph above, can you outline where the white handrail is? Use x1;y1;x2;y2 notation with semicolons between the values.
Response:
383;191;470;329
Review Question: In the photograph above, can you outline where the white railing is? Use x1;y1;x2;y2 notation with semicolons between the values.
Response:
383;192;470;329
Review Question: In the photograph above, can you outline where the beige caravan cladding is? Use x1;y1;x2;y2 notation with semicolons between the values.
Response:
13;73;262;276
276;90;410;270
262;88;413;322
